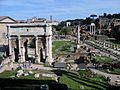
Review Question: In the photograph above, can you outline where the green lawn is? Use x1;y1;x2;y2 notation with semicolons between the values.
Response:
0;70;53;80
0;70;16;78
0;69;109;90
59;70;108;90
95;55;113;63
52;40;75;54
111;68;120;75
60;74;93;90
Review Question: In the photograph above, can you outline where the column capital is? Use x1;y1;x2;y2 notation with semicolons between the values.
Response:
35;36;38;40
8;36;12;40
17;35;21;40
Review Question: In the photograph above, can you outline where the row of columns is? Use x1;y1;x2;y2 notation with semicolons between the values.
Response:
8;24;53;65
8;36;41;63
90;24;96;35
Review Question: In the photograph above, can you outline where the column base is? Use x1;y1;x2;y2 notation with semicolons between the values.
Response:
77;44;80;49
18;59;25;63
35;56;40;64
45;58;53;66
45;61;52;66
18;55;25;63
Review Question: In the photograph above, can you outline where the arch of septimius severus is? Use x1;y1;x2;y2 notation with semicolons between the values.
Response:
7;23;53;65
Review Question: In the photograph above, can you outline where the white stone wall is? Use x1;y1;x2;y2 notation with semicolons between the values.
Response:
0;24;8;45
0;18;15;23
8;23;53;64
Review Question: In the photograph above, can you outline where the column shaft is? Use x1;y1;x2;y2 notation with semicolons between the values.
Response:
45;24;53;65
77;25;80;49
18;36;22;63
35;36;40;63
90;26;91;34
8;37;12;56
48;36;52;63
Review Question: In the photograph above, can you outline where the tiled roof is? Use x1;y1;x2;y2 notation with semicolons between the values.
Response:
0;16;16;22
0;16;8;21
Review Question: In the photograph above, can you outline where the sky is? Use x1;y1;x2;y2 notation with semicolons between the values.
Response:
0;0;120;21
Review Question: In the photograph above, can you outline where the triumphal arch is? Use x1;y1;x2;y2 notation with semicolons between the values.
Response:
7;23;53;65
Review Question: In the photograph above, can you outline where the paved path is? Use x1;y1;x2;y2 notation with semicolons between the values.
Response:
90;69;120;84
12;63;52;71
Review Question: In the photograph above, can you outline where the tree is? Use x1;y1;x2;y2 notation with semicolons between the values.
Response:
111;25;120;41
104;13;107;17
90;14;97;19
60;26;72;35
106;14;112;19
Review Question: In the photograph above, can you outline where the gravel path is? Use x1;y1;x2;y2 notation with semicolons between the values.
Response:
90;68;120;84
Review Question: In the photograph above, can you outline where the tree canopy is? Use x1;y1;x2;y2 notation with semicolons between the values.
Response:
112;25;120;41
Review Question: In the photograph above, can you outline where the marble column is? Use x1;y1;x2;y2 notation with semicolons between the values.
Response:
48;36;52;64
93;26;96;35
18;36;22;63
7;26;14;62
45;37;49;63
91;26;93;34
8;36;14;62
90;24;95;35
45;25;53;65
77;25;80;49
21;46;26;62
35;36;40;63
7;25;12;56
90;26;92;34
8;36;12;56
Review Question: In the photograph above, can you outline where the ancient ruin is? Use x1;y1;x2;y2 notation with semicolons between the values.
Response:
7;23;53;65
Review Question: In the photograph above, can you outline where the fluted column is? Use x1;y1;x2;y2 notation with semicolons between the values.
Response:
21;46;26;62
48;36;52;63
18;36;22;63
90;26;92;34
94;26;96;35
8;36;12;56
45;37;49;63
45;24;53;65
77;25;80;49
35;36;40;63
7;25;12;56
91;26;93;34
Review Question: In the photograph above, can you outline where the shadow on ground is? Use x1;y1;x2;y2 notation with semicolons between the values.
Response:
0;78;68;90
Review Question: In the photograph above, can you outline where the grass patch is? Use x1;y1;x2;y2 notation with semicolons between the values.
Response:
52;40;75;54
58;70;108;90
60;74;93;90
0;70;16;78
95;55;113;63
0;70;53;80
110;68;120;75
